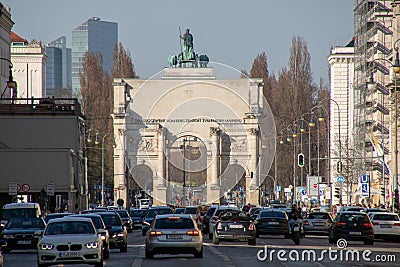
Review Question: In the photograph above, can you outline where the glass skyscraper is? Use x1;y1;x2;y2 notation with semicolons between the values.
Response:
46;36;72;97
71;17;118;97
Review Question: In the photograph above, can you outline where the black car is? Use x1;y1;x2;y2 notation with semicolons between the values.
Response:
115;209;133;233
174;208;186;214
81;209;109;214
130;208;147;229
44;212;74;224
213;210;256;245
67;213;111;259
97;212;128;252
1;217;46;253
253;209;289;238
142;206;173;236
329;211;374;245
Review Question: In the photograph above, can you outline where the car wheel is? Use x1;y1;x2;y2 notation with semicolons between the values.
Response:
208;233;213;240
248;238;256;246
194;246;203;258
104;245;110;259
120;242;128;252
212;232;219;244
145;247;153;259
284;234;290;239
94;259;104;267
364;239;374;245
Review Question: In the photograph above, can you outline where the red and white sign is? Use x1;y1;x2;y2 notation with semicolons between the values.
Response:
313;184;318;189
22;184;30;192
114;188;118;192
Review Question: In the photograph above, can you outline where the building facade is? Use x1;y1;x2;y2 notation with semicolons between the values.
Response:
328;41;355;205
45;36;72;97
0;3;14;99
11;32;46;99
71;17;118;97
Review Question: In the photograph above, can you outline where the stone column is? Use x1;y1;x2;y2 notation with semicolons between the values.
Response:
246;128;259;205
154;126;167;205
207;127;220;204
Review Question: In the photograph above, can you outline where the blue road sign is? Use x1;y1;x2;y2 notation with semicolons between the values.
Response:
337;176;344;184
277;186;282;192
361;183;369;197
301;189;306;196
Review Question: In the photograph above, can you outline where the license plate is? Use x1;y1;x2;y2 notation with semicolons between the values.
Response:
166;234;183;239
229;224;243;229
349;231;361;235
60;252;80;257
313;222;325;226
380;224;392;228
268;222;279;225
17;240;31;245
293;227;300;231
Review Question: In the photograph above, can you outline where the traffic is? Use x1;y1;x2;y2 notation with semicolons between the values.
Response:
0;201;400;266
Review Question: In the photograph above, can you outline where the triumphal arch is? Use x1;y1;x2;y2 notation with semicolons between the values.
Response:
112;32;275;207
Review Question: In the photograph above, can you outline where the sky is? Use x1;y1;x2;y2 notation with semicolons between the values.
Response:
2;0;355;84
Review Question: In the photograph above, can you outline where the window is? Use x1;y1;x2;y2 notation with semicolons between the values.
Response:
373;214;399;221
155;218;194;229
260;211;286;219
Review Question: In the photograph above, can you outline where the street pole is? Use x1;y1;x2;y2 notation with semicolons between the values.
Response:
101;132;114;207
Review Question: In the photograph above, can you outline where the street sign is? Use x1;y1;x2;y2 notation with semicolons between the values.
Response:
307;176;320;197
301;188;307;195
8;181;17;195
337;176;344;184
360;175;369;197
47;182;55;196
22;184;30;192
276;186;282;192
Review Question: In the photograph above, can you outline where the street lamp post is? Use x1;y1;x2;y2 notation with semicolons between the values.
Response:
0;57;17;99
101;133;116;207
287;124;298;202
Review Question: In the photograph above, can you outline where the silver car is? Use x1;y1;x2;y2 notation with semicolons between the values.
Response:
303;211;333;236
37;217;104;267
145;214;203;259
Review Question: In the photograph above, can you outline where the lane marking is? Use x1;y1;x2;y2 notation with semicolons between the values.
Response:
205;243;236;267
132;246;144;267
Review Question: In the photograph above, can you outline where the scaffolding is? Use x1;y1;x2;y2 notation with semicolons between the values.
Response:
353;0;393;205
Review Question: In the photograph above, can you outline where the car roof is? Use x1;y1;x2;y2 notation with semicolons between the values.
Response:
155;214;192;219
69;214;102;218
339;211;367;215
47;217;93;223
149;206;172;209
46;212;74;217
261;208;286;212
370;212;398;216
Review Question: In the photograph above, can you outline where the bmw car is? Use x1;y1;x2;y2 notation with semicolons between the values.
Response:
37;217;104;267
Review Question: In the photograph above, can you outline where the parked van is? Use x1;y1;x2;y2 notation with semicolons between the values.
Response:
0;202;42;227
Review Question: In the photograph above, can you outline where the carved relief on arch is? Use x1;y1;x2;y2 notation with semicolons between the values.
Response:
210;127;220;137
249;128;259;136
230;137;247;152
138;137;157;151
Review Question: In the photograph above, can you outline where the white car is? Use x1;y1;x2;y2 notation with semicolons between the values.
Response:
369;212;400;240
37;217;104;267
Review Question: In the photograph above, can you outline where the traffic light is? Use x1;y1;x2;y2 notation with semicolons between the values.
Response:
297;153;305;168
334;187;340;199
380;187;385;197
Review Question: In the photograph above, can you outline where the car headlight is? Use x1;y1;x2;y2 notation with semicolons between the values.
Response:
100;235;106;240
3;234;14;239
85;242;98;249
40;243;54;250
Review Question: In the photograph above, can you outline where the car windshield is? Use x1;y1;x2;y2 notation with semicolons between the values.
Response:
45;221;95;235
44;214;71;223
155;217;194;229
306;213;331;220
260;211;286;219
146;208;173;218
116;210;129;218
184;207;197;214
100;214;122;227
220;211;250;221
75;216;104;229
206;207;216;216
131;210;146;217
373;214;399;221
340;214;368;223
3;208;36;219
215;208;238;217
6;217;45;229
